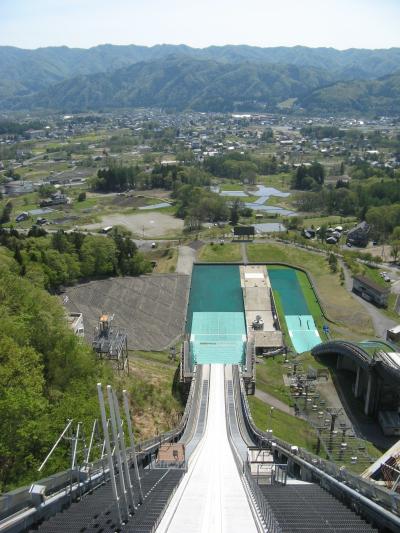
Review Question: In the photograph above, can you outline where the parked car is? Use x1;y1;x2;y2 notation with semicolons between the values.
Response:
36;217;47;225
326;236;338;245
15;212;29;222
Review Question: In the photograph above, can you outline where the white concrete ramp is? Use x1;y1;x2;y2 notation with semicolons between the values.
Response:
157;365;258;533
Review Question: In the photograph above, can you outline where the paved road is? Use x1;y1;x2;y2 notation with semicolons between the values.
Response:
340;259;397;338
176;245;196;275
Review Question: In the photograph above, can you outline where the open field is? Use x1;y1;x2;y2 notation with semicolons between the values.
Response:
219;182;245;191
302;215;357;228
257;173;292;191
249;395;317;452
197;243;242;262
82;211;184;237
255;356;293;405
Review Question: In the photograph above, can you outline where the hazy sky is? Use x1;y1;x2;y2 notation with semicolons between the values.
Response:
1;0;400;50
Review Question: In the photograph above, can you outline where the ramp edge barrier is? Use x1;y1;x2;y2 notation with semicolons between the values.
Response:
181;365;210;459
224;366;282;533
233;366;400;532
0;365;203;533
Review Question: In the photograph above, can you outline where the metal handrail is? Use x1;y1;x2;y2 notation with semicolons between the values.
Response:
235;366;400;526
0;366;201;524
225;366;282;533
242;462;283;533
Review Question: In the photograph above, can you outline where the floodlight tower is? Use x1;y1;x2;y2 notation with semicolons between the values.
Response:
92;313;129;372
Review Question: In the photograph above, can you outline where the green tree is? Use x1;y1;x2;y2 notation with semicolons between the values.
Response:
42;250;70;289
38;184;56;198
0;201;13;224
328;253;338;273
391;241;400;263
0;335;47;489
80;236;117;277
319;224;328;243
308;161;325;186
261;128;274;143
230;199;241;225
0;266;111;490
51;230;73;254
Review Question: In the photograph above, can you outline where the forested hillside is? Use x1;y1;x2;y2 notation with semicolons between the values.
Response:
0;248;113;491
1;44;400;99
301;72;400;114
3;55;400;115
0;232;177;492
0;228;152;291
6;57;336;112
1;44;400;114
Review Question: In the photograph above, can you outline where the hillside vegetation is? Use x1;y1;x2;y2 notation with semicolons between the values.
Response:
1;45;400;114
0;228;151;291
0;251;113;491
8;57;335;112
303;72;400;114
0;242;179;492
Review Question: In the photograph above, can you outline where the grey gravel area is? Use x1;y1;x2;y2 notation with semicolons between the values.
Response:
63;274;190;350
176;245;196;275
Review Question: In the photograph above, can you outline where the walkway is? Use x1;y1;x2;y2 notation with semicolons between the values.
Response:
156;365;257;533
176;245;195;275
255;388;294;415
240;242;248;264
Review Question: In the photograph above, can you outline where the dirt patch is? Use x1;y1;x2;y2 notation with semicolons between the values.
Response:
111;196;152;208
139;188;171;199
188;240;204;251
82;212;183;237
365;244;392;262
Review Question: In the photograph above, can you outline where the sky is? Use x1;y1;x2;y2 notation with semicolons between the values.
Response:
1;0;400;50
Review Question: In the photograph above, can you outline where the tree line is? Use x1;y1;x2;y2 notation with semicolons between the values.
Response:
91;151;289;195
92;162;211;193
0;228;151;291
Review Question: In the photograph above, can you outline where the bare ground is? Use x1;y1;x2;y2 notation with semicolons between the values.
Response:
82;212;184;237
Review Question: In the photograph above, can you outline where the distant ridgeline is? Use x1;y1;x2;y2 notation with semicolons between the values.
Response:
1;45;400;114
